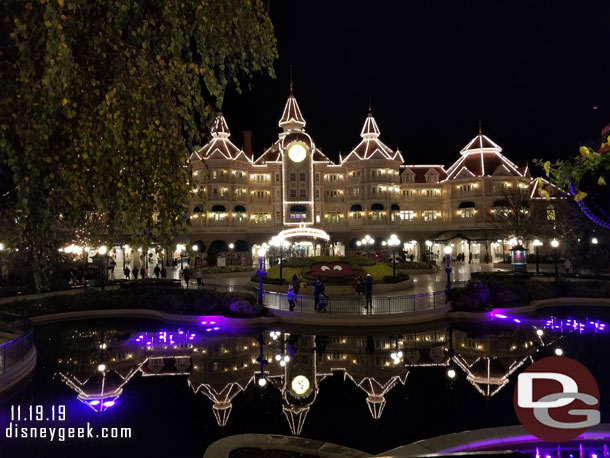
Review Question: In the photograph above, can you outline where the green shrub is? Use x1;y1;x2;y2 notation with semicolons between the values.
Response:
2;286;263;319
395;261;430;269
382;272;410;283
450;278;610;312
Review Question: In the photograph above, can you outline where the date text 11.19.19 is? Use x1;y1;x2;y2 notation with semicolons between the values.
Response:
11;405;66;422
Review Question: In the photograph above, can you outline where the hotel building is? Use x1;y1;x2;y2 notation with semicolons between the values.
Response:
187;86;543;263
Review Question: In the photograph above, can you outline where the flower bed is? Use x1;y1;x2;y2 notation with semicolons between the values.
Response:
252;256;407;285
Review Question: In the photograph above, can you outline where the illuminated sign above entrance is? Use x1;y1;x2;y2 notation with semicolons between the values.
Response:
277;225;330;241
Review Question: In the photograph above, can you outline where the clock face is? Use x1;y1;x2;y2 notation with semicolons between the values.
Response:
288;143;307;163
291;375;311;396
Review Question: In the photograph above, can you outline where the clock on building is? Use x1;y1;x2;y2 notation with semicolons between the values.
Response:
288;143;307;163
290;375;311;395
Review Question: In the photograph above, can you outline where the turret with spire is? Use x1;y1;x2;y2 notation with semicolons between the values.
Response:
279;83;306;133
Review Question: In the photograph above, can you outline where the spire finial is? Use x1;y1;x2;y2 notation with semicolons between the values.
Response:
289;64;293;95
368;96;372;114
478;120;482;134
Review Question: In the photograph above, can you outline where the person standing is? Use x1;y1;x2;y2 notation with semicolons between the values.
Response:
468;252;473;264
287;284;296;312
140;266;146;279
161;265;167;279
195;268;203;287
183;267;191;288
313;277;325;311
365;274;374;310
564;259;572;274
154;265;161;279
132;267;139;280
124;266;130;280
291;274;300;295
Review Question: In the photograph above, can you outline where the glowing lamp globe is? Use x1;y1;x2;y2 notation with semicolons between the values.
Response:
443;246;452;255
291;375;310;396
98;245;108;255
258;377;267;387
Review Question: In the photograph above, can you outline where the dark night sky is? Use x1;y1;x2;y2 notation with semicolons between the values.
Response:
222;0;610;171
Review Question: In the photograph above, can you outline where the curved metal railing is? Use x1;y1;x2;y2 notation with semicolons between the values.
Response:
199;282;449;314
0;313;34;375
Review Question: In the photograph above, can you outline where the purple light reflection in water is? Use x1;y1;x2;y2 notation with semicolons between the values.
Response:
439;432;610;454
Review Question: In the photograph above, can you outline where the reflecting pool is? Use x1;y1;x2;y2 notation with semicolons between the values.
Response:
1;310;609;457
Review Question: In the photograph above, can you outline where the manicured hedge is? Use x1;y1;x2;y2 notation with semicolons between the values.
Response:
449;278;610;312
394;261;430;270
1;285;265;319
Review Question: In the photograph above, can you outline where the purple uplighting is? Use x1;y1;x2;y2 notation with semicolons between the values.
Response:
102;400;115;408
89;400;100;406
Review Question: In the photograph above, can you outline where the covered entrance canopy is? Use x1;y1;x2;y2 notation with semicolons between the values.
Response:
428;230;490;242
277;226;330;241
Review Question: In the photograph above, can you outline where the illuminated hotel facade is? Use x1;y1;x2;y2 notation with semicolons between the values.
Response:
188;87;538;262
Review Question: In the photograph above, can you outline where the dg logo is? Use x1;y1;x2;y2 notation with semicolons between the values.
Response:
514;356;600;442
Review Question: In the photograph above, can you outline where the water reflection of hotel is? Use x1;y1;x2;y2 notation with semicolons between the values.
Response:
54;324;558;434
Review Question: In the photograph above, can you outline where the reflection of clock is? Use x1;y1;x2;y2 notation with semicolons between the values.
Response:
288;143;307;163
291;375;310;396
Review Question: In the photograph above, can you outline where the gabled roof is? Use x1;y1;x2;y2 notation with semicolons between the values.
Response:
445;131;523;180
342;111;403;163
193;113;250;162
401;166;448;183
279;87;306;131
254;141;281;164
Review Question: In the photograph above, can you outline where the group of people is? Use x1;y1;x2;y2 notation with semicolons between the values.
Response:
181;267;205;287
123;264;167;280
285;273;375;312
354;274;374;309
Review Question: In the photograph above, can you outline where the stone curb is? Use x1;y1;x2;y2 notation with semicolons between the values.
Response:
203;433;372;458
0;346;37;400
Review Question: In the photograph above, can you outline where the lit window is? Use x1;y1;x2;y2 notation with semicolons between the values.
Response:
400;210;414;221
546;205;556;221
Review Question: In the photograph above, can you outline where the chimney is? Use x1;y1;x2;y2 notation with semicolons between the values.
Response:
242;130;252;158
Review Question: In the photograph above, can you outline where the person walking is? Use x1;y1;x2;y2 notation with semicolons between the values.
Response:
564;259;572;274
132;267;139;280
153;265;161;279
161;265;167;279
195;268;203;287
313;277;325;311
364;274;374;310
287;284;296;311
124;266;130;280
468;252;473;264
182;267;191;288
291;274;300;295
140;266;146;279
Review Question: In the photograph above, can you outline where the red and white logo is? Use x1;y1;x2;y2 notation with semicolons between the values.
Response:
513;356;600;442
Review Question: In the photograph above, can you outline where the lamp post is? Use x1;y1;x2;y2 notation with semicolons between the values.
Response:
387;234;401;282
425;240;433;266
256;334;268;387
192;244;198;269
98;245;108;291
228;243;234;266
176;244;185;270
257;247;267;305
533;239;543;275
0;243;4;286
361;235;374;256
443;246;452;290
551;239;559;279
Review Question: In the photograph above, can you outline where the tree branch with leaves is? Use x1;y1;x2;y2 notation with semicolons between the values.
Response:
0;0;277;290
